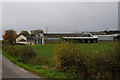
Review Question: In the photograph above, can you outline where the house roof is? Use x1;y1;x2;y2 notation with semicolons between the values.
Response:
31;30;44;34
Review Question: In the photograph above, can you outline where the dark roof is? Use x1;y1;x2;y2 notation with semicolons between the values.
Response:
27;36;36;41
19;39;26;42
44;33;91;38
90;32;106;35
31;30;44;34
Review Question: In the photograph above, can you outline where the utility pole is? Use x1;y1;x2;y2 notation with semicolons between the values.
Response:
46;27;48;33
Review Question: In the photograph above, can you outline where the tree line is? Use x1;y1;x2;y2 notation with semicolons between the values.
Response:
104;30;120;34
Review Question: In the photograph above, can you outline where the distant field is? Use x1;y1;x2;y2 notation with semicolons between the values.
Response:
31;42;117;59
31;44;55;58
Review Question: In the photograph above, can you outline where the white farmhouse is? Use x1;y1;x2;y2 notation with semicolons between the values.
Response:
16;30;44;45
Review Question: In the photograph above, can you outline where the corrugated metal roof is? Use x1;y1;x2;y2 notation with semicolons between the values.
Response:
62;36;98;39
44;33;91;38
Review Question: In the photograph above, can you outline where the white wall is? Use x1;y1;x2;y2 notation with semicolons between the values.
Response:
98;35;113;40
16;35;27;43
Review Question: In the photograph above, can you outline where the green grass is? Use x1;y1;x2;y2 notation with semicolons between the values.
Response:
2;50;67;78
80;42;116;56
31;44;55;58
31;42;116;59
2;42;119;78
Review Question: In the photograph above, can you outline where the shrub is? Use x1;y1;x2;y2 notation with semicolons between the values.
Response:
53;42;120;78
2;44;39;64
53;41;90;78
82;43;120;79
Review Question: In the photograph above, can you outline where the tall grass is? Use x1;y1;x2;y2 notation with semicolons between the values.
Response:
2;44;40;65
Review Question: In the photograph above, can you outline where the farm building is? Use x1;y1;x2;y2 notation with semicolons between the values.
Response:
62;36;98;43
44;33;91;44
90;32;106;35
16;35;28;44
92;35;114;43
16;30;44;45
62;35;117;43
61;32;118;43
16;30;119;45
111;34;120;42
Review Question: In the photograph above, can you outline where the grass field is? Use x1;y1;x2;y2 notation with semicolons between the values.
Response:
31;44;55;58
2;42;120;78
31;42;116;59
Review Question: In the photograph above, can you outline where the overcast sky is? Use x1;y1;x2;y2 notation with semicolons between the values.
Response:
2;2;118;36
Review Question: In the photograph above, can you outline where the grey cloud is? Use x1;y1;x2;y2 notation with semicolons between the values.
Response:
2;2;118;35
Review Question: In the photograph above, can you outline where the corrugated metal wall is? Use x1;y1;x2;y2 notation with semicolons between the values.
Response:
98;36;113;40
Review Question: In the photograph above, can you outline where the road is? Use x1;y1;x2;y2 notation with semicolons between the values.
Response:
1;53;40;79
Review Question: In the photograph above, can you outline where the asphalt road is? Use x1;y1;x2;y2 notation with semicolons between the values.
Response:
1;53;40;78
